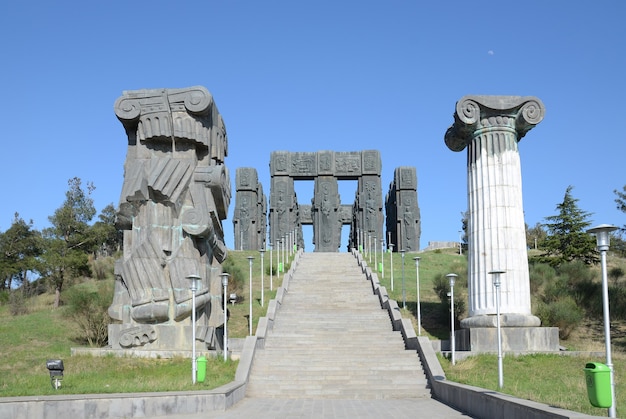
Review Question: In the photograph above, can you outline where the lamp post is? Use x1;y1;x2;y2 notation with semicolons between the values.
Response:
446;273;458;365
489;270;506;389
588;224;619;418
221;273;230;362
281;235;285;273
374;235;378;273
400;249;406;309
458;230;462;255
389;243;394;292
276;239;280;279
247;256;254;336
187;274;201;384
414;257;421;336
368;233;372;263
269;243;273;291
381;239;385;278
259;249;265;307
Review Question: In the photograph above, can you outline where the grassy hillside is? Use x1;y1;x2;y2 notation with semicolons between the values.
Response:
1;246;625;417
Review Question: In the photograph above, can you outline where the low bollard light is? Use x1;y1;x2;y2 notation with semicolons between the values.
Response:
46;359;64;389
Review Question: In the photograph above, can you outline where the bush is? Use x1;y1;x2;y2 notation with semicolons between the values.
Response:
0;290;8;305
88;256;115;280
529;263;556;294
65;281;113;346
432;272;467;327
222;257;245;298
609;284;626;320
535;296;583;339
9;290;29;316
609;267;624;284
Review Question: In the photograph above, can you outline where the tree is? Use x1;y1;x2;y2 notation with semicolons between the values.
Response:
0;213;42;290
91;203;121;257
615;185;626;232
536;186;598;267
41;178;97;307
526;222;547;250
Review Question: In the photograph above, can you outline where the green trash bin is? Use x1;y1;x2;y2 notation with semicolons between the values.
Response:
196;356;207;383
584;362;612;408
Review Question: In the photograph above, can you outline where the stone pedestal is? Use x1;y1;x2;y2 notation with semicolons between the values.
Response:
456;327;560;352
108;323;224;351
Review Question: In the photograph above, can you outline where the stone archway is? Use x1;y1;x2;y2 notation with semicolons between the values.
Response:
269;150;383;252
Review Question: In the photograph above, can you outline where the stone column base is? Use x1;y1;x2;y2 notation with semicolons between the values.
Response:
456;327;560;352
461;314;541;328
108;324;223;351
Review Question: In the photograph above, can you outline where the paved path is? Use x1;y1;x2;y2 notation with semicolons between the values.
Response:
157;397;472;418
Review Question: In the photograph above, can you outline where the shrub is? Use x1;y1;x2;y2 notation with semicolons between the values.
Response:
9;290;29;316
222;257;245;298
65;281;113;346
529;263;556;294
609;284;626;320
0;290;8;305
432;272;467;326
88;256;115;280
609;267;624;284
535;296;583;339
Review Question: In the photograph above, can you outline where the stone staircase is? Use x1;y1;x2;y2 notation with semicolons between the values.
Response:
245;252;430;399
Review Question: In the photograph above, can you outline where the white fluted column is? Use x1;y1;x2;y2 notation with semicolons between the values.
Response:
445;96;544;328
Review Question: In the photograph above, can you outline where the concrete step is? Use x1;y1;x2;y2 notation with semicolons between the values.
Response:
246;252;430;399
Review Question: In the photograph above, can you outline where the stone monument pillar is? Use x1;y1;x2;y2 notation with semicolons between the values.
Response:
445;95;558;351
233;167;266;250
108;86;230;352
385;167;421;252
312;176;340;252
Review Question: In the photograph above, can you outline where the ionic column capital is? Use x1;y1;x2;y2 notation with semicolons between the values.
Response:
444;95;545;152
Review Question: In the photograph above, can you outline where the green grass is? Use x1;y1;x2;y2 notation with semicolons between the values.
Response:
0;289;237;397
223;249;291;338
371;247;467;339
440;352;625;417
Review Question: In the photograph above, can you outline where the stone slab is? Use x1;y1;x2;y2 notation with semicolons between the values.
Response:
456;327;560;352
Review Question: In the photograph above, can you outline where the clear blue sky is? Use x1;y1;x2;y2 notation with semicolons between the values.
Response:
1;1;624;250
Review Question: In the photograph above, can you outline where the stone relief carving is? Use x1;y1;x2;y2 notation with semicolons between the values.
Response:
108;86;230;350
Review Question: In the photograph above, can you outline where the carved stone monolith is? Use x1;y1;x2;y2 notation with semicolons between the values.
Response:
233;167;267;250
268;150;382;252
108;86;230;352
445;95;558;352
385;167;421;252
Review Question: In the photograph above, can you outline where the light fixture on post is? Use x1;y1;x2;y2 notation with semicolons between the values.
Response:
276;239;280;279
380;238;385;277
374;235;378;274
587;224;619;418
413;257;421;336
389;243;394;292
446;273;458;365
187;274;201;384
269;243;273;291
221;272;230;362
489;270;506;389
247;256;254;336
400;249;406;309
281;236;285;273
259;248;265;307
